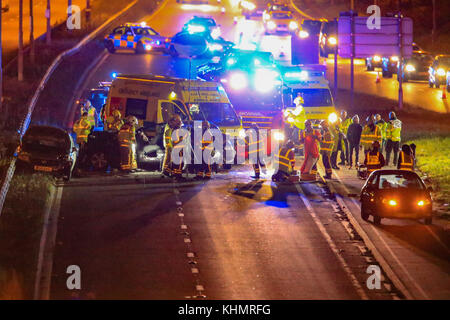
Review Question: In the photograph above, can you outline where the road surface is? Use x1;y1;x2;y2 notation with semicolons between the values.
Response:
32;0;450;300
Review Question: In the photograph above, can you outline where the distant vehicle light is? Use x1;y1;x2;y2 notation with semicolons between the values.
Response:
437;68;446;76
241;1;256;10
289;21;298;30
165;38;171;42
209;43;223;51
229;72;248;90
221;7;226;13
211;27;221;39
405;64;416;72
111;72;118;79
373;55;381;62
267;21;276;30
328;36;337;45
187;24;206;34
227;58;236;65
328;112;338;123
145;44;152;51
274;131;285;141
299;30;309;38
140;22;147;27
391;56;399;62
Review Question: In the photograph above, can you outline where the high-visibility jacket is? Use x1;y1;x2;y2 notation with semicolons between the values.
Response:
107;118;124;132
163;124;173;149
275;147;295;173
81;106;97;127
329;125;341;152
398;151;414;171
364;151;383;173
172;128;188;151
320;129;334;156
118;124;136;147
360;125;382;150
245;130;265;157
386;119;402;142
73;116;92;144
376;120;388;140
340;117;352;136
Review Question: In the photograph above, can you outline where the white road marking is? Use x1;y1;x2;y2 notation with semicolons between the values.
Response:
295;184;369;300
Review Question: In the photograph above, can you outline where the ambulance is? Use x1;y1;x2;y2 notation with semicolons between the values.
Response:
281;65;338;125
102;74;242;168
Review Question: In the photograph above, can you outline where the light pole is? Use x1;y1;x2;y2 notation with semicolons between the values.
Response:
30;0;35;64
18;0;24;81
46;0;51;45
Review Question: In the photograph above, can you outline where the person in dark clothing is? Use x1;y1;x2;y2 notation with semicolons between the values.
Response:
397;144;415;171
346;115;363;169
364;140;385;174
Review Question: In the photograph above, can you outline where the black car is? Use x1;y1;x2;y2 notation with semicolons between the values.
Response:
399;51;433;82
428;54;450;89
301;19;322;36
319;20;337;57
360;170;433;225
16;125;77;181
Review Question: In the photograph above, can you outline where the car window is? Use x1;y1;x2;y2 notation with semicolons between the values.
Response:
124;27;133;35
126;98;147;120
133;27;158;36
272;12;292;19
161;101;188;123
113;27;125;35
378;173;424;190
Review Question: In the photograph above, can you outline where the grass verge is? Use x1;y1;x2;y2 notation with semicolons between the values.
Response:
0;170;53;299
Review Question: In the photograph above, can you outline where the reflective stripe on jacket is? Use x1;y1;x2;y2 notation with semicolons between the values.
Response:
245;131;265;155
386;119;402;142
361;125;382;149
73;117;91;143
365;151;381;172
164;124;173;149
276;147;295;173
340;118;352;135
320;130;334;156
118;124;136;146
399;151;414;171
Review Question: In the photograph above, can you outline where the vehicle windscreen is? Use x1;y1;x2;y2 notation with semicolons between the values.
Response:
23;129;70;154
302;20;322;33
272;12;292;19
190;103;240;126
271;5;289;11
323;21;337;34
292;89;332;107
190;18;216;27
378;173;425;190
132;27;157;36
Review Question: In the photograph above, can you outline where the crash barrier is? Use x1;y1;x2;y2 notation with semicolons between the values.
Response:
0;0;139;216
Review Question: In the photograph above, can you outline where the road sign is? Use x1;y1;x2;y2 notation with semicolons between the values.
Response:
338;16;413;58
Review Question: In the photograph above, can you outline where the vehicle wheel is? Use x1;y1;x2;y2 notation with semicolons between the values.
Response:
361;204;370;221
105;41;116;54
90;152;109;171
169;45;178;57
373;215;381;225
135;42;145;54
424;217;432;225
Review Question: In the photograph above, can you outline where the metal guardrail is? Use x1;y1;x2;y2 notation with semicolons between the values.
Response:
0;0;139;216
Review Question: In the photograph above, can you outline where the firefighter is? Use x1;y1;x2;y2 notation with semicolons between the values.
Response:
162;114;182;177
360;115;382;156
118;115;138;172
80;100;98;128
385;111;402;166
339;110;351;165
246;123;266;179
195;121;214;180
320;120;334;179
106;110;124;132
272;140;296;182
300;120;321;176
398;144;415;171
364;140;385;175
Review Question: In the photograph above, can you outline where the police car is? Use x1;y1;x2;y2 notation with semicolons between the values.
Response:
104;22;170;54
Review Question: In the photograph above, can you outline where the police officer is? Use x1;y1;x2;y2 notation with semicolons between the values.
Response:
80;100;98;128
320;120;334;179
272;140;296;182
246;123;266;179
118;115;138;172
385;111;402;166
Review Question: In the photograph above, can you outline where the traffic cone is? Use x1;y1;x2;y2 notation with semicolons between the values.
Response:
442;86;447;99
375;72;381;84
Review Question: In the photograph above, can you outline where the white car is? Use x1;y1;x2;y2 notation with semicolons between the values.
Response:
263;10;298;34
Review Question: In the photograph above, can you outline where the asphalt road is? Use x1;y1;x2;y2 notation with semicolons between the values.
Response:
43;0;450;300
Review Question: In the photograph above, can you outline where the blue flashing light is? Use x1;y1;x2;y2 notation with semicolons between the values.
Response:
226;58;236;66
111;72;118;79
187;24;206;34
254;58;261;66
229;72;248;90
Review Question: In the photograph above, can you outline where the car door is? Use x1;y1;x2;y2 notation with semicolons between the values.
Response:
122;27;136;49
111;27;125;47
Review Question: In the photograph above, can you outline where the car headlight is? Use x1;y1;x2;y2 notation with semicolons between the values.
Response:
437;68;446;76
328;112;338;124
373;55;381;62
145;44;152;51
289;21;298;30
299;30;309;38
229;72;248;90
391;56;399;62
328;36;337;45
405;64;415;72
273;131;285;141
417;199;431;206
267;21;276;30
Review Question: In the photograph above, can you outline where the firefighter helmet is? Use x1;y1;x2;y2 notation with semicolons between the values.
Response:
126;115;138;126
112;110;122;118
